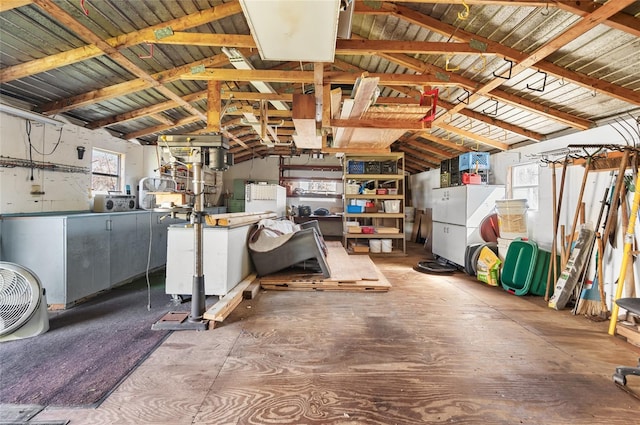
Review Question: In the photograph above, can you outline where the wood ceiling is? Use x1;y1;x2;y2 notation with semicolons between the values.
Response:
1;0;639;173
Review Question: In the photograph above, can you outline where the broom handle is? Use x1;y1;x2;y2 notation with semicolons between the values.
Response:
546;157;569;300
601;150;630;249
596;236;608;313
572;186;610;314
564;156;591;266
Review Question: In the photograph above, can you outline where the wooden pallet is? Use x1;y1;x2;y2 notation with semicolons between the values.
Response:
259;242;391;292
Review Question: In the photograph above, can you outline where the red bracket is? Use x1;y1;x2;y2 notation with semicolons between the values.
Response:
420;88;439;122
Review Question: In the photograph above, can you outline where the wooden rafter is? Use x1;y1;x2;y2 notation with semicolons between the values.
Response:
358;2;640;107
377;52;594;130
0;1;242;83
39;52;235;114
431;0;636;124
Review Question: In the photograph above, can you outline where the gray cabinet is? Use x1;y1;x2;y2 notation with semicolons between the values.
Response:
1;211;179;308
432;185;504;267
66;215;111;303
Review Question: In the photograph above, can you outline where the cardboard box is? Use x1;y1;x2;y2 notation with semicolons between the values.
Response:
152;192;188;206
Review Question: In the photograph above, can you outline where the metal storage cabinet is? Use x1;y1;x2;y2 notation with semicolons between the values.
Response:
1;211;178;308
432;185;504;267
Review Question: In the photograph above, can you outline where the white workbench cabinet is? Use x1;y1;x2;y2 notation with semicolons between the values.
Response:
432;185;505;267
0;211;178;308
165;223;254;297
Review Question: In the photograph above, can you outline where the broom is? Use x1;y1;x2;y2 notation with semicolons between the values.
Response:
575;237;608;319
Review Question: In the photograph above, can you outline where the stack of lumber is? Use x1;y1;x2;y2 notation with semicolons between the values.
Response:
259;241;391;292
204;211;276;227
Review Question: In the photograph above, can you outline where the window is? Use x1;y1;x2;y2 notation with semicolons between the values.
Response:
510;162;539;210
92;148;122;192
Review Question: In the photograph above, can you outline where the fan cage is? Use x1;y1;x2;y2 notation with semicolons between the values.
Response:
0;263;41;336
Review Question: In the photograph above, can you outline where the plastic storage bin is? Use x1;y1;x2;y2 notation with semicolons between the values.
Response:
383;200;401;213
347;205;363;213
369;239;382;253
501;238;538;296
459;152;490;171
495;199;528;239
348;161;364;174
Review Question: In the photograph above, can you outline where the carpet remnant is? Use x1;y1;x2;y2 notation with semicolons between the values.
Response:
0;273;180;407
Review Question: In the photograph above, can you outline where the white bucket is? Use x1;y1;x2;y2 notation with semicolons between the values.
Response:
497;237;514;261
381;239;393;253
495;199;528;239
370;239;382;253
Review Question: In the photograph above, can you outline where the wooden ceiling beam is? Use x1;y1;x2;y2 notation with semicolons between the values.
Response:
558;1;640;38
87;91;208;129
404;154;437;170
157;34;500;56
360;2;640;107
0;0;32;13
438;123;509;151
432;0;636;123
417;133;471;153
385;84;546;141
124;116;201;140
32;1;211;122
181;69;450;86
379;51;593;130
1;1;242;84
39;52;234;114
402;137;455;159
397;145;442;165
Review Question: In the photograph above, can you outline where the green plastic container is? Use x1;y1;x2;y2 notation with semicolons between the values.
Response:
529;249;560;297
500;239;538;296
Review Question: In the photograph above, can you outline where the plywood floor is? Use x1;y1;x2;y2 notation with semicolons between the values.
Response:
34;242;640;424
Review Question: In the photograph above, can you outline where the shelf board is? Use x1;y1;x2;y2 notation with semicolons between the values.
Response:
343;213;404;218
288;193;341;199
280;176;341;182
280;164;342;172
344;194;403;200
345;174;403;180
344;233;405;239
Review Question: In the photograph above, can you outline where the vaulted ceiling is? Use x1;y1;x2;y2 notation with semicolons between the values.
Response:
1;0;639;173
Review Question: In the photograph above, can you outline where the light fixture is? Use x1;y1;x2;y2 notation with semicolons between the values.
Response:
238;0;342;62
221;47;289;111
0;103;64;127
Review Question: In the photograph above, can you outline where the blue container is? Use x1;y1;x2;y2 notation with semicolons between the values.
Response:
347;205;363;213
459;152;490;172
348;161;364;174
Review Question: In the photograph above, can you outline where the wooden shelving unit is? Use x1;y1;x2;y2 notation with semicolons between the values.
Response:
342;152;406;256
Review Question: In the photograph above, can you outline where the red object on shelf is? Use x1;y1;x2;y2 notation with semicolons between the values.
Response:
376;188;388;195
462;172;482;184
361;226;375;234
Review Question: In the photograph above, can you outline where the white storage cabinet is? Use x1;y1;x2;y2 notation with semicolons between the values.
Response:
432;185;504;267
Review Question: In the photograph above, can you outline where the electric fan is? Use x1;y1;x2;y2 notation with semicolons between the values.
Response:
0;261;49;342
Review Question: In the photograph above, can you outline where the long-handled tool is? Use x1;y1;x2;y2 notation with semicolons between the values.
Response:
573;184;610;314
564;156;592;266
545;156;570;301
608;174;640;335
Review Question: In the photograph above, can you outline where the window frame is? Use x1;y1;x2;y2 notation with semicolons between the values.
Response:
509;162;539;211
91;148;123;194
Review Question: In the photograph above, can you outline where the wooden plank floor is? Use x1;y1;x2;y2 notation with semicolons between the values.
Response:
34;242;640;424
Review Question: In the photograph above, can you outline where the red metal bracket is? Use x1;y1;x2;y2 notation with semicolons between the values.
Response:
420;88;439;122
